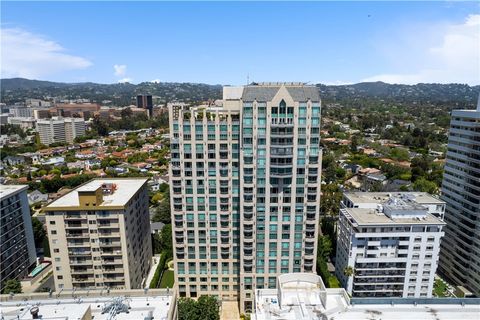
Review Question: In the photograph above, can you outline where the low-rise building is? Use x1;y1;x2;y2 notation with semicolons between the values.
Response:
0;288;176;320
336;192;445;298
7;117;36;129
253;273;480;320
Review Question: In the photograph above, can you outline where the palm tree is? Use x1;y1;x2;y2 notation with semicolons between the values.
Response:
343;266;355;277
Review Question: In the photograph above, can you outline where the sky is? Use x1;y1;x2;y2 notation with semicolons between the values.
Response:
1;1;479;85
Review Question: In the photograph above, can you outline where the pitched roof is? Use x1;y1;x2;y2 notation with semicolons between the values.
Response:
241;84;320;102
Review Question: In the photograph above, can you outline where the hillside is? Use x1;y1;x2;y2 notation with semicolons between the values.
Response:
1;78;478;108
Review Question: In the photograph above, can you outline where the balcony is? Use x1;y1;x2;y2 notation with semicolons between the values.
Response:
67;241;90;247
98;231;120;237
65;223;88;229
69;259;92;266
65;215;87;220
99;241;122;247
102;259;123;265
98;223;120;229
101;250;122;256
103;267;124;273
72;277;95;283
68;250;91;256
243;248;253;256
70;268;93;275
66;232;89;238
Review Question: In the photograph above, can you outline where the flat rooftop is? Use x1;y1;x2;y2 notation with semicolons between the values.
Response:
255;289;479;320
327;303;480;320
0;290;174;320
45;178;148;208
344;207;445;225
0;185;28;200
344;192;444;205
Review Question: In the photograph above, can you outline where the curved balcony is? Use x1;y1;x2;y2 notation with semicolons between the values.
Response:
305;241;315;249
244;230;253;238
304;259;314;267
243;259;253;267
221;252;230;259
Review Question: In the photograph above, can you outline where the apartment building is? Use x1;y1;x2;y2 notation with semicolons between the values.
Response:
0;185;36;292
439;104;480;296
43;178;152;291
336;192;445;298
10;106;33;118
65;117;86;143
36;117;86;145
169;83;322;312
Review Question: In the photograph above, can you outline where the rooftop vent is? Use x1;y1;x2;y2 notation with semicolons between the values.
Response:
101;183;117;195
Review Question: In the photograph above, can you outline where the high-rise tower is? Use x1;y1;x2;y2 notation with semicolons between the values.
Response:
169;83;322;312
438;103;480;296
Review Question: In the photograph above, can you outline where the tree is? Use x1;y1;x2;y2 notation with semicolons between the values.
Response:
413;177;438;194
178;295;220;320
92;115;109;136
32;216;46;248
178;297;199;320
121;107;133;119
152;197;171;224
350;135;358;152
197;295;220;320
2;279;22;294
155;224;173;254
343;266;355;277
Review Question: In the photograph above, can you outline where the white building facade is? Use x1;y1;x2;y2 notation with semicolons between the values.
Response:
439;106;480;296
65;117;86;143
36;117;86;145
336;192;445;298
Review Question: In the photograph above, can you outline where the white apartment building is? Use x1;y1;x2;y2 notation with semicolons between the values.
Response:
43;178;152;291
0;185;36;292
10;106;33;118
7;117;36;129
169;83;322;313
36;117;86;145
336;192;445;298
439;103;480;296
65;117;86;143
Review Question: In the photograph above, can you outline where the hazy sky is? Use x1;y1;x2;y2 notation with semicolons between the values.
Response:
1;1;479;85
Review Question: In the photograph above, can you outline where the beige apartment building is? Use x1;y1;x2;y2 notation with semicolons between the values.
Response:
43;178;152;291
169;83;322;312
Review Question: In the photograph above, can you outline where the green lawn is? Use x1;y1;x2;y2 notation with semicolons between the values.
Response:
434;279;447;297
159;269;175;288
328;275;341;288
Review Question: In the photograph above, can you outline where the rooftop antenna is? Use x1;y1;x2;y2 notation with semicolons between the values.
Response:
247;74;250;85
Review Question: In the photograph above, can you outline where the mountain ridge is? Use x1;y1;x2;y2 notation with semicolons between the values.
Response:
1;78;479;107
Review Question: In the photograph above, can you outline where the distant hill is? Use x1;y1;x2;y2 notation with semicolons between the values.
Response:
1;78;73;90
318;82;480;107
1;78;478;108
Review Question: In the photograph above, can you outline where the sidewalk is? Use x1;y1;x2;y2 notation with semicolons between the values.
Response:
221;301;240;320
144;254;162;288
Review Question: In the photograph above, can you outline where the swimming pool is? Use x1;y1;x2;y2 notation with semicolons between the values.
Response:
29;262;49;278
